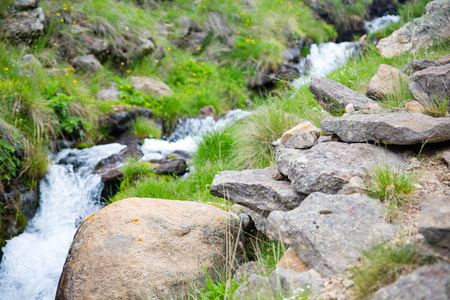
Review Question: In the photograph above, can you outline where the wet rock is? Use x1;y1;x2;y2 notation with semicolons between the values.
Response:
281;122;319;145
100;108;153;136
309;78;378;114
96;84;119;102
72;55;103;73
232;274;271;300
277;248;309;273
321;112;450;145
94;154;126;183
131;76;174;98
153;159;187;176
210;168;307;216
376;0;450;58
268;268;323;297
371;263;450;300
266;193;397;277
0;7;45;40
14;0;38;10
233;262;264;283
366;64;409;100
409;64;450;106
418;194;450;249
56;198;242;299
198;105;216;117
401;59;442;75
275;142;407;195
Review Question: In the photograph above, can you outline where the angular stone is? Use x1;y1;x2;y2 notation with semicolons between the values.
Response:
73;55;103;73
366;64;409;100
269;268;323;297
153;159;187;176
131;76;174;98
409;64;450;105
275;142;407;195
210;168;307;216
309;78;378;114
14;0;37;10
56;198;241;299
371;263;450;300
285;131;318;149
401;59;442;75
321;112;450;145
266;193;397;277
376;0;450;58
281;122;318;145
443;151;450;167
277;248;309;273
418;194;450;248
405;100;424;113
1;7;45;39
94;154;126;183
96;85;119;101
232;204;267;233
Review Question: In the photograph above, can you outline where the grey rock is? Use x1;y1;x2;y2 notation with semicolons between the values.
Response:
99;108;153;136
269;268;323;297
284;48;301;63
73;55;103;72
1;7;45;39
418;194;450;249
96;85;119;102
371;263;450;300
232;204;267;233
443;151;450;167
84;36;110;56
210;168;307;216
233;261;264;283
232;274;272;300
133;36;156;58
321;112;450;145
14;0;37;10
285;131;318;149
154;159;187;176
275;142;407;195
266;193;397;277
131;76;174;98
69;24;93;35
401;59;442;75
21;54;41;65
377;0;450;58
238;213;252;232
409;64;450;106
309;77;378;114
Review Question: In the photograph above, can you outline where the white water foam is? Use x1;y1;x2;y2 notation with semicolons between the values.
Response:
140;109;252;161
0;143;126;300
365;15;401;34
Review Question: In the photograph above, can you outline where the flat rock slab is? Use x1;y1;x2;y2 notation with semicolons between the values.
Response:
275;142;407;195
418;194;450;248
210;168;307;216
371;263;450;300
266;193;397;277
56;198;241;299
321;112;450;145
309;78;378;114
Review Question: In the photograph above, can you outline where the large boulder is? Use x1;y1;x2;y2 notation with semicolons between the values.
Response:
376;0;450;58
418;194;450;249
321;112;450;145
266;193;397;277
131;76;174;98
371;263;450;300
0;7;45;40
366;64;409;100
72;55;103;73
274;142;407;195
56;198;241;299
210;168;307;216
309;78;378;114
409;64;450;106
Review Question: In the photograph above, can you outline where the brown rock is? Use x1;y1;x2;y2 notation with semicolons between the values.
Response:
438;54;450;65
277;248;309;273
366;64;409;100
281;122;318;145
131;76;174;98
198;105;216;117
405;100;424;113
56;198;241;299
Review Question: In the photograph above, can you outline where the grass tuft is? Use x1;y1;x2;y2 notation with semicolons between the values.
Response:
421;97;449;118
129;117;162;139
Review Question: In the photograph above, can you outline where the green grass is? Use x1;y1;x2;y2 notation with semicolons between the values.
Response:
129;117;162;139
421;97;449;118
351;243;433;299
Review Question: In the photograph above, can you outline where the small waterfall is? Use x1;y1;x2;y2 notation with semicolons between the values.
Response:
0;144;126;300
365;15;401;34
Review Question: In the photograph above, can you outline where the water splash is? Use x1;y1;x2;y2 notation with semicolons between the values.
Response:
0;143;126;300
365;15;400;34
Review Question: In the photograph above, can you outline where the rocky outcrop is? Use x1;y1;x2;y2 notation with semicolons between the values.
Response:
371;263;450;300
131;76;174;98
211;168;307;216
56;198;242;299
0;7;45;40
409;64;450;106
72;55;103;73
309;78;378;114
418;194;450;249
321;112;450;145
376;0;450;58
366;64;409;100
274;142;407;195
266;193;397;277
